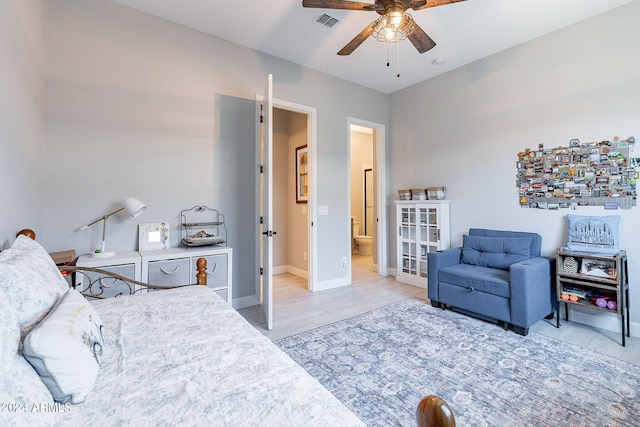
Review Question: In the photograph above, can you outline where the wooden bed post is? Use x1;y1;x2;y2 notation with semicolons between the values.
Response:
196;257;207;286
416;395;455;427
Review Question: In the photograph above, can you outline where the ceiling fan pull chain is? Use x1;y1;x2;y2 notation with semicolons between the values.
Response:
386;43;390;67
396;40;401;78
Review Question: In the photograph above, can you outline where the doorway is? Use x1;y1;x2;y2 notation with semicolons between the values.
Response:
256;81;317;330
348;119;388;279
272;108;310;289
350;126;374;276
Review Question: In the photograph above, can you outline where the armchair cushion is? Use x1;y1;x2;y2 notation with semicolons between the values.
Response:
461;235;531;270
438;264;510;298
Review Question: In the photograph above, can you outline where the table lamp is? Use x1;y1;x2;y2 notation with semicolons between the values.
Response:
79;197;146;257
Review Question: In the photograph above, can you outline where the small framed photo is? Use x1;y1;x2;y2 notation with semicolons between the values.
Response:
138;223;170;250
295;145;308;204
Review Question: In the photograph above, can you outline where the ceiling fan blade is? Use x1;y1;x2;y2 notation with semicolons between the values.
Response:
337;22;376;56
302;0;377;11
407;23;436;53
411;0;466;10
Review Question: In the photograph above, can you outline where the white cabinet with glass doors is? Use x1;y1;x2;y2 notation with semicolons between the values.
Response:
394;200;450;288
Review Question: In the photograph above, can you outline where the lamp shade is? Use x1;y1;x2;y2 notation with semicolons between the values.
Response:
123;197;146;218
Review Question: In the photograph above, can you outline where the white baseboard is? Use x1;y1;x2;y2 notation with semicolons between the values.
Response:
561;304;639;338
272;265;287;275
273;264;308;279
313;275;351;292
232;294;260;310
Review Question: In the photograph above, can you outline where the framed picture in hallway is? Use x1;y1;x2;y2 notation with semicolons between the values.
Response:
296;145;308;204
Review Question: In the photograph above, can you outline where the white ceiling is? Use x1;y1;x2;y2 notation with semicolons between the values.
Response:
108;0;634;94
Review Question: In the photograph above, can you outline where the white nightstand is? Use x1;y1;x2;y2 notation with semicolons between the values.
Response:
75;247;233;303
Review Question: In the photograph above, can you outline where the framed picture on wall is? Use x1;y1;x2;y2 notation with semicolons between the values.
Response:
296;145;308;204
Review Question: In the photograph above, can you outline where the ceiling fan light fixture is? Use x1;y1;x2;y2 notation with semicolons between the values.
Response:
373;10;415;43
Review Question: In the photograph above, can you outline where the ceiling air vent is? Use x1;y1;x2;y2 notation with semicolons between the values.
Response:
315;14;339;28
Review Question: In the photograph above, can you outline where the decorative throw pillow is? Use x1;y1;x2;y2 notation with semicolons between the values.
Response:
566;214;621;254
23;289;105;404
461;235;531;270
0;235;68;334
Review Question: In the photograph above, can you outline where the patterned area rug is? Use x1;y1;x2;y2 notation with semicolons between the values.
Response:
276;298;640;427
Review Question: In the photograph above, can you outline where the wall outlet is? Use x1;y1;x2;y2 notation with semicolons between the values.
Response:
342;256;347;267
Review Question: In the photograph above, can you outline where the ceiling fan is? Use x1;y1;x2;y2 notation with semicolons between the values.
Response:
302;0;466;56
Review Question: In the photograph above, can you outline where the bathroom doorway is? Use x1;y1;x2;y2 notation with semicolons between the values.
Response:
350;125;374;276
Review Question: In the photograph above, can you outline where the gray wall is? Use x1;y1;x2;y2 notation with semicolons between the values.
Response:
0;0;47;248
42;0;389;306
388;1;640;333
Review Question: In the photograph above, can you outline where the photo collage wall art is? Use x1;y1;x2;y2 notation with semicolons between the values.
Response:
516;136;638;210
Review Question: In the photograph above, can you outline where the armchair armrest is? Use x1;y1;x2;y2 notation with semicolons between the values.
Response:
509;256;557;328
427;248;462;304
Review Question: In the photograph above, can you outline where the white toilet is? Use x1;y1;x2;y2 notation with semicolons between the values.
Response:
352;220;373;256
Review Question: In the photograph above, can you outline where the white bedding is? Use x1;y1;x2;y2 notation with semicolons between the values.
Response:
55;286;364;426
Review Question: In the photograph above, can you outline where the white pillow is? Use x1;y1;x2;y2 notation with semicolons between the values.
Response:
0;235;68;334
23;289;105;404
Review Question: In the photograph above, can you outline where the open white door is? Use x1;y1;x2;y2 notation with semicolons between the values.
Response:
259;74;274;330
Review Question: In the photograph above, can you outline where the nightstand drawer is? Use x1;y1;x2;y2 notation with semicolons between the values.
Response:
76;252;142;298
140;247;233;304
147;258;191;287
76;263;137;298
194;253;228;290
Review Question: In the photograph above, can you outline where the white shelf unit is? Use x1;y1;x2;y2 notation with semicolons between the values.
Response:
76;247;233;303
140;246;233;302
394;200;450;288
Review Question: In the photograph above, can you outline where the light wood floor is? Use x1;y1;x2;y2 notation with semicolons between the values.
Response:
238;254;640;366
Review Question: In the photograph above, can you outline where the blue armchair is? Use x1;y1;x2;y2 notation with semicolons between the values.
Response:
427;228;556;336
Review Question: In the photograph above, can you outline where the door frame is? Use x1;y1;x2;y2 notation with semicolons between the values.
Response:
255;95;318;295
348;117;388;276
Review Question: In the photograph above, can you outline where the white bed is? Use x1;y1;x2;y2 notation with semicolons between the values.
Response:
0;235;364;427
56;285;364;426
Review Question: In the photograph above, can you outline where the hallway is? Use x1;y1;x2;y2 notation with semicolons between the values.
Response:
238;254;424;340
